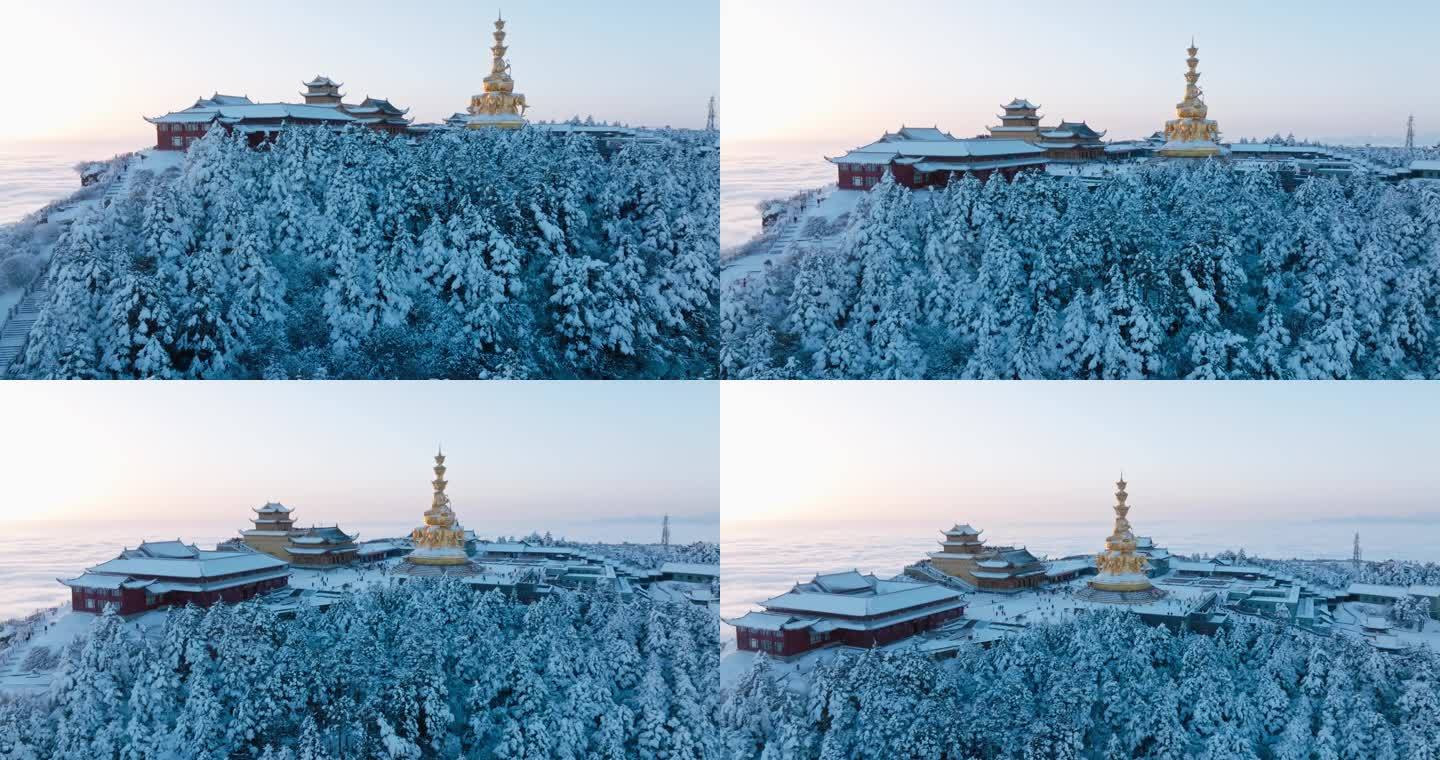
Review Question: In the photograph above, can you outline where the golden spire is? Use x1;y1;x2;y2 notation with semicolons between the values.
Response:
466;11;529;129
408;451;469;565
1159;37;1224;158
1088;475;1159;592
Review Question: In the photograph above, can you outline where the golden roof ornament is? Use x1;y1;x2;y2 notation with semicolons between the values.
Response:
1159;38;1225;158
466;13;529;130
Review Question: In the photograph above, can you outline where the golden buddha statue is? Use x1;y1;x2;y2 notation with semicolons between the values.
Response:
1078;477;1167;602
406;449;471;566
466;15;529;130
1159;39;1225;158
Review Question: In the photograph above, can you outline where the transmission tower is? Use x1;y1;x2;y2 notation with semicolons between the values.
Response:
661;514;671;547
1406;115;1416;150
706;95;717;133
1353;532;1362;570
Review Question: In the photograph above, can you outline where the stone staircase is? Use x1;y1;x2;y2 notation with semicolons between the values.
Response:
0;270;50;374
101;162;132;205
904;561;977;592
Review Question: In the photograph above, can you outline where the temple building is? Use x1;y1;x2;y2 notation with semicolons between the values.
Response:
465;15;529;129
726;570;965;657
59;540;290;615
1038;121;1107;161
829;128;1048;190
1158;40;1226;158
397;450;483;576
285;526;360;567
984;100;1107;160
239;502;360;568
928;524;1047;592
145;76;411;151
241;502;298;560
988;99;1044;141
1075;477;1168;603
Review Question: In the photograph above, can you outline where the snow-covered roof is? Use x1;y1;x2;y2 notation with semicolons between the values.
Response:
477;543;577;556
1045;558;1093;576
347;97;410;116
88;551;288;580
123;540;201;559
285;546;358;555
912;157;1048;173
1361;616;1392;630
147;103;357;125
304;75;341;88
1347;583;1408;599
1227;144;1328;155
290;526;356;544
146;568;292;595
1041;121;1105;139
890;126;953;141
1003;98;1039;110
763;580;962;619
993;548;1040;566
725;611;815;632
357;540;407;555
253;502;293;514
58;573;155;590
805;570;874;594
1410;160;1440;172
196;93;253;108
943;524;981;536
1371;635;1408;651
863;138;1046;158
659;562;719;578
1171;559;1269;576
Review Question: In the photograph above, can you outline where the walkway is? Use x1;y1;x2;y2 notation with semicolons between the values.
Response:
0;269;49;374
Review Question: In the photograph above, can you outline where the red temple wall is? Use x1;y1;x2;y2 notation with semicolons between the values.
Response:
71;575;288;615
735;605;964;657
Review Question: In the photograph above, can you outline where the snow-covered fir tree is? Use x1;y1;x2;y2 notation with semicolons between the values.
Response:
14;125;718;379
0;581;719;759
720;610;1440;759
723;161;1440;379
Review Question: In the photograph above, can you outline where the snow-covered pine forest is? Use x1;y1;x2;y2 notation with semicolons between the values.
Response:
0;581;719;759
576;542;721;570
12;125;718;379
721;611;1440;760
721;162;1440;379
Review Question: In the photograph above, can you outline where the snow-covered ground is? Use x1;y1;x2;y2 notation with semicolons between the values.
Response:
0;604;167;695
720;188;860;287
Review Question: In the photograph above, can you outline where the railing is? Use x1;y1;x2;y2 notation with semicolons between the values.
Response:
2;262;47;324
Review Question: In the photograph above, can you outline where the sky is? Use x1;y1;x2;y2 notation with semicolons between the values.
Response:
0;382;718;526
722;382;1440;524
0;0;717;145
722;0;1440;147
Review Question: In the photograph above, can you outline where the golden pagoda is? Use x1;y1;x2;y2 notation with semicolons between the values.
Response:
1076;476;1167;603
1158;39;1225;158
466;14;529;130
399;449;481;575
